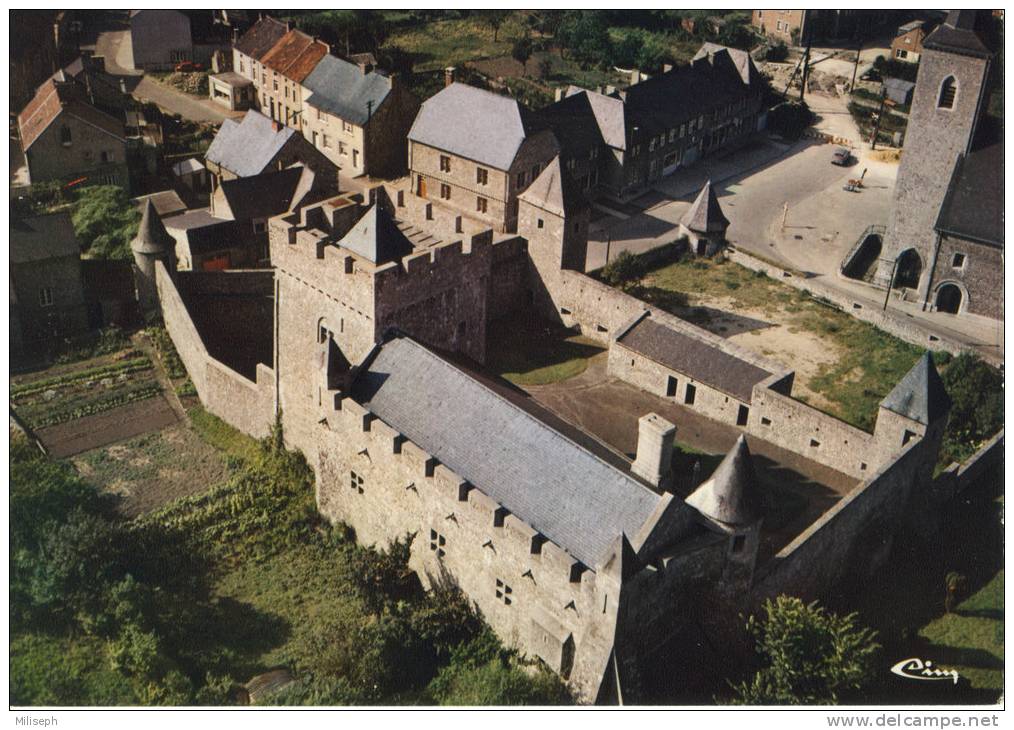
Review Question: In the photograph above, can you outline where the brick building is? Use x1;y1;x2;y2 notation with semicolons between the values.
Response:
877;10;1002;321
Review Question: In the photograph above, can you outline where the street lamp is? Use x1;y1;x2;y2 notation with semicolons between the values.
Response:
880;256;900;311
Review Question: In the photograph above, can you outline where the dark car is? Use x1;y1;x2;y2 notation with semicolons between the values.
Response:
174;61;204;73
831;147;851;166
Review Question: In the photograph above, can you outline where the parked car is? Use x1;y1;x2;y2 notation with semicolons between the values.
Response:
173;61;204;73
832;147;851;166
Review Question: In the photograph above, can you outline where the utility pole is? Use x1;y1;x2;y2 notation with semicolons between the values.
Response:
870;84;887;150
799;42;811;103
850;38;862;91
882;257;899;311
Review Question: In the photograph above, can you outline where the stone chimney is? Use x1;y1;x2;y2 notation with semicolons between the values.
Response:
632;413;676;489
444;67;456;87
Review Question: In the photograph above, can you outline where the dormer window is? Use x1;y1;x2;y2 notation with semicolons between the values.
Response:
938;76;957;109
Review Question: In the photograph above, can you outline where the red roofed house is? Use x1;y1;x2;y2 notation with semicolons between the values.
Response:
18;77;129;189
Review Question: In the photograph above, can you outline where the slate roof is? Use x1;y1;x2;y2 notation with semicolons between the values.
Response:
205;110;294;178
686;435;763;527
11;212;80;264
880;352;952;426
303;55;392;127
177;217;250;256
132;200;175;255
922;10;996;57
261;29;328;83
517;156;587;218
234;15;289;61
537;90;608;156
409;82;543;170
692;43;762;87
350;332;664;567
681;180;729;233
217;165;314;221
18;78;125;151
617;316;771;403
335;204;414;265
172;157;206;176
132;190;187;219
934;141;1003;247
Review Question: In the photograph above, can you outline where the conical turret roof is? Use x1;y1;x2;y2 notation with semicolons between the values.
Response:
686;435;762;527
680;180;729;234
880;351;952;426
336;204;414;265
131;199;174;255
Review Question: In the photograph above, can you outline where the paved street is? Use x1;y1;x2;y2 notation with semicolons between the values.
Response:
93;28;237;124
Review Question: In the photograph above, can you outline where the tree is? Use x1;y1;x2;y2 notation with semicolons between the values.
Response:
730;596;880;705
600;250;648;287
478;10;510;42
557;11;613;66
71;185;141;259
939;353;1003;463
512;37;533;76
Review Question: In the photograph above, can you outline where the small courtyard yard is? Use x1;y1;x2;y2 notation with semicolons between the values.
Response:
485;318;606;386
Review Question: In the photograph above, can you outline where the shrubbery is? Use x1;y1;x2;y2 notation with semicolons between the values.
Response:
939;353;1003;465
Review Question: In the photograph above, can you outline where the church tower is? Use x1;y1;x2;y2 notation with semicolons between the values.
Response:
876;10;996;300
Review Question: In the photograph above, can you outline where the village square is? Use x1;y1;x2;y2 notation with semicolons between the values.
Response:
9;9;1004;709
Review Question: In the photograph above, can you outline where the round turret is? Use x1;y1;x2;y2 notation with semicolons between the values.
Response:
131;199;176;312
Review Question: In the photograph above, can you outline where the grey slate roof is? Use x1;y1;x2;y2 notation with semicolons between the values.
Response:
336;204;415;264
935;141;1003;247
617;316;771;403
923;10;996;58
686;435;762;527
517;156;587;217
11;212;80;264
681;180;729;233
880;352;952;426
409;82;538;170
692;43;761;87
217;165;313;221
133;190;187;219
205;110;295;178
131;200;174;255
350;332;663;567
303;55;392;127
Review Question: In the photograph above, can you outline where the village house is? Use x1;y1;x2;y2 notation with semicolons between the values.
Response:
300;54;420;178
257;28;329;129
10;212;90;358
408;79;560;233
891;19;937;63
128;9;232;71
750;9;807;44
17;76;129;189
538;44;766;199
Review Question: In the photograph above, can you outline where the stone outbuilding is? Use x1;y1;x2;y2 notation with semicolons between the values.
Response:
131;199;176;313
679;180;729;256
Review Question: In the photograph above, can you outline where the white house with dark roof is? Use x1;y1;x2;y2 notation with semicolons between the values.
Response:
408;81;560;233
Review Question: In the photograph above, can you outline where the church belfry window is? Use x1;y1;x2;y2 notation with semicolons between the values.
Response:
938;76;957;109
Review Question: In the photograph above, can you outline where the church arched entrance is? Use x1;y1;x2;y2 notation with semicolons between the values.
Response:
935;283;963;314
894;249;923;289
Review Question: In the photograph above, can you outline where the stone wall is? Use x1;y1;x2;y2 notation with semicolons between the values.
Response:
156;262;275;438
926;234;1003;320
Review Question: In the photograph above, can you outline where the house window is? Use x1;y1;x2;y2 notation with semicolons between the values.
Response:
476;167;488;185
680;123;686;137
684;383;696;405
952;253;966;269
342;120;353;133
631;144;641;157
669;128;676;143
589;146;598;160
476;196;488;213
516;171;526;187
350;470;364;494
440;183;451;200
495;578;513;606
59;126;72;146
440;155;451;172
649;137;656;152
100;150;111;163
731;534;746;553
253;221;266;233
810;438;821;448
39;287;54;307
323;134;331;149
666;376;678;397
896;49;908;59
938;76;957;109
285;86;289;99
429;529;446;559
239;58;245;73
273;78;278;92
566;158;576;171
316;107;323;121
737;405;750;426
531;163;541;179
902;429;917;446
339;141;347;155
537;218;544;229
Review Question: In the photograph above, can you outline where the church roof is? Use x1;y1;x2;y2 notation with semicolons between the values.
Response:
336;204;414;265
685;435;762;528
880;352;952;426
517;156;587;217
349;331;663;567
922;10;996;58
935;141;1003;247
131;200;174;255
680;180;729;234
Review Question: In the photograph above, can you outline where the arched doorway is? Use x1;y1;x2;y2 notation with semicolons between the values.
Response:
935;283;963;314
894;249;923;289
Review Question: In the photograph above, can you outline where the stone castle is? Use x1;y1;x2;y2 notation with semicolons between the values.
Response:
147;73;965;701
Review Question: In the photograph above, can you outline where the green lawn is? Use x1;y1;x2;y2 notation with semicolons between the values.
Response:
485;319;606;386
636;257;929;431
